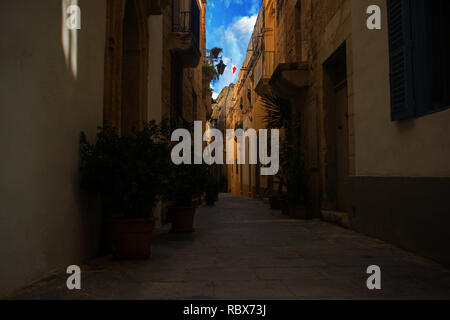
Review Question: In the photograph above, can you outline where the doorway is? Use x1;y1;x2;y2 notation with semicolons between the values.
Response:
103;0;148;135
323;43;349;213
121;0;141;135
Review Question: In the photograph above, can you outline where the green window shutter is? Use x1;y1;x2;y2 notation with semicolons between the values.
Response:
409;0;430;117
387;0;416;121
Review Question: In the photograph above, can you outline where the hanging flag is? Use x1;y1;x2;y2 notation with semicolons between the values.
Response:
232;65;237;75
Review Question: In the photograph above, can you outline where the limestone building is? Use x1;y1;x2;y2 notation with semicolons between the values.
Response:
228;0;450;265
0;0;208;296
209;84;235;190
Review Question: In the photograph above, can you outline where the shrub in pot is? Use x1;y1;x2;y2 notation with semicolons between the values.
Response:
210;47;223;60
269;195;282;210
268;138;290;211
286;153;310;219
164;162;207;232
269;169;287;210
219;175;228;193
79;122;169;259
281;195;289;216
205;175;219;206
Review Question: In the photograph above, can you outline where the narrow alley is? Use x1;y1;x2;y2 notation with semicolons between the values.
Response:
14;194;450;300
2;0;450;305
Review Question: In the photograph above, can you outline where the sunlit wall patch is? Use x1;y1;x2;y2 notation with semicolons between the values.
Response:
61;0;80;79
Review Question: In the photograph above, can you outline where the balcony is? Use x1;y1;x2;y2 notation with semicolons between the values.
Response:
169;0;201;67
253;51;275;96
269;62;310;98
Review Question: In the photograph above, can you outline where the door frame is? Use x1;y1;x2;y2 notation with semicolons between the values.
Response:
322;43;349;212
103;0;149;134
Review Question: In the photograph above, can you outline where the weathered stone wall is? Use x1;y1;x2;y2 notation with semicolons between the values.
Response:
161;1;206;125
273;0;352;214
161;2;173;121
274;0;298;63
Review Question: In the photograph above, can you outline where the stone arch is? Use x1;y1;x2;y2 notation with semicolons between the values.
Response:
103;0;149;135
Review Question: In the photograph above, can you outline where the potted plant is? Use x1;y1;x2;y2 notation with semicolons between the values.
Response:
79;122;169;259
286;153;310;219
219;175;228;193
270;175;290;215
205;175;219;206
268;168;285;210
202;63;219;83
210;47;223;60
267;171;289;215
164;162;208;232
261;93;292;211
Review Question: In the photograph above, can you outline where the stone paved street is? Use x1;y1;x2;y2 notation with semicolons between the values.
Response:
14;194;450;300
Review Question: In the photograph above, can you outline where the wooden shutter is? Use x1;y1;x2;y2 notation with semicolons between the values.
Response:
387;0;416;121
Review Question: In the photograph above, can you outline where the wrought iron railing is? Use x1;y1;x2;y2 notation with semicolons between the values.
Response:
172;0;200;48
263;51;275;78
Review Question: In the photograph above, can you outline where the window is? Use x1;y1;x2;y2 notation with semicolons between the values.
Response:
388;0;450;121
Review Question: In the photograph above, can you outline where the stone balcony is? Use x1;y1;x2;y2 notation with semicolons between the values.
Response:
253;50;276;96
269;62;310;98
168;0;202;67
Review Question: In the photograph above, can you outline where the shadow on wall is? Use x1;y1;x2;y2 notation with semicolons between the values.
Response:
0;0;104;297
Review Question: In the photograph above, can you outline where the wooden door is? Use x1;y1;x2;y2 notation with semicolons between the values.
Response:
335;80;349;212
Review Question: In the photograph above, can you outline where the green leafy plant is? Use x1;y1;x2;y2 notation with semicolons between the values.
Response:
219;175;228;192
261;93;292;132
164;159;208;207
286;153;309;206
79;122;170;218
261;92;308;206
203;63;219;82
210;47;223;59
261;93;292;197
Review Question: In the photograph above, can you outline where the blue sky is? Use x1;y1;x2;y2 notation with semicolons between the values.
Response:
206;0;261;99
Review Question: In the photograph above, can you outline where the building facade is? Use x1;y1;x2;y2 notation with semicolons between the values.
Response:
227;0;450;265
208;83;234;190
0;0;208;297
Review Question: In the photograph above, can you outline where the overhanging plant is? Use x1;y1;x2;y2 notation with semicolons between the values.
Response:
210;47;223;60
203;63;220;82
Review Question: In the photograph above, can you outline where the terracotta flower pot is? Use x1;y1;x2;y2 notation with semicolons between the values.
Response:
171;206;196;232
288;204;309;219
110;217;155;259
269;196;282;210
281;199;289;216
